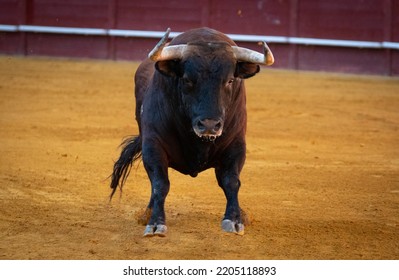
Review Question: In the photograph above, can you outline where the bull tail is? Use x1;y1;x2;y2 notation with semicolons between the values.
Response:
110;136;142;199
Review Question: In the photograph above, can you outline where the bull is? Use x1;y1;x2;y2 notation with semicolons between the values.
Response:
110;27;274;237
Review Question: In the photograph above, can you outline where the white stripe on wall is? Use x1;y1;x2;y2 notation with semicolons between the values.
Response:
1;24;399;50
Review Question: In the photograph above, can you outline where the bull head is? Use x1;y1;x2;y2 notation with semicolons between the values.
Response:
148;28;274;141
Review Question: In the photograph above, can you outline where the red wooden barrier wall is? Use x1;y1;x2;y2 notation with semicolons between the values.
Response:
1;0;398;75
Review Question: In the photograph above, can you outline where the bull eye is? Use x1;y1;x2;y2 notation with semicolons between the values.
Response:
181;77;195;94
226;78;235;87
182;77;193;87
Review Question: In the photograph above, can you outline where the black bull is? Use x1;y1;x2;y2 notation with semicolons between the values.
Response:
110;27;274;237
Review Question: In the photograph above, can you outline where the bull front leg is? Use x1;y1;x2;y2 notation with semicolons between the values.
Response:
215;144;246;236
141;139;170;237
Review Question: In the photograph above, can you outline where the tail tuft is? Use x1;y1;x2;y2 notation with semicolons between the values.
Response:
110;136;142;199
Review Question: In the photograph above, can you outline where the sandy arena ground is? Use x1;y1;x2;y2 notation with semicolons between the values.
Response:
0;56;398;260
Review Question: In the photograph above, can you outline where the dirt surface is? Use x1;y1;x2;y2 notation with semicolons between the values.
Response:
0;56;398;260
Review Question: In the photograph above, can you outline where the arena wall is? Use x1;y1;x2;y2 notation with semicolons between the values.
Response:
1;0;398;75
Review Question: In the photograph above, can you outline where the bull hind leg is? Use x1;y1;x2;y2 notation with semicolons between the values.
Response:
135;206;152;226
239;207;251;226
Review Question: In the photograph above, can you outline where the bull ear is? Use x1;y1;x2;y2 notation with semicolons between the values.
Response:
235;62;260;79
155;60;182;77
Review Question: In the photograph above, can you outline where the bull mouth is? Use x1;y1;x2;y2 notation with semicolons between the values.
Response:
193;128;222;142
194;132;220;142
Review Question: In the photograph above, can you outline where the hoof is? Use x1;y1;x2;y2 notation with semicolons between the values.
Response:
222;219;244;236
143;224;167;237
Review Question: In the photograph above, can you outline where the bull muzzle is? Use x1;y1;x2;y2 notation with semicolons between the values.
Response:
193;118;223;142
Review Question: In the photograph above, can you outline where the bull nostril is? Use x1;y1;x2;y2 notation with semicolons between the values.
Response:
214;121;222;131
196;119;223;135
197;120;206;132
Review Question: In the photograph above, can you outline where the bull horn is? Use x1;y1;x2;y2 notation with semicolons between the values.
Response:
148;28;187;61
232;42;274;66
